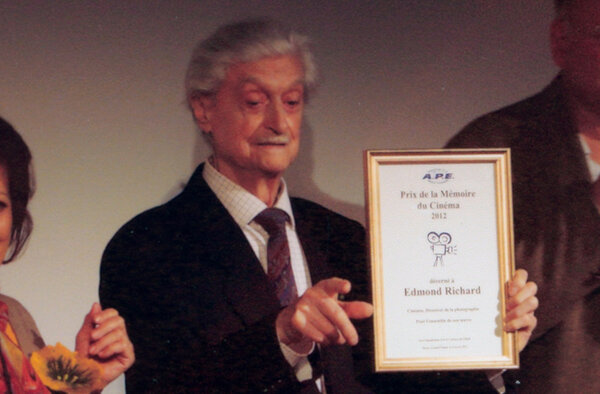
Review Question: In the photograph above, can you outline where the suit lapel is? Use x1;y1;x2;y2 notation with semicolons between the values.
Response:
183;165;281;325
292;200;333;286
292;200;364;393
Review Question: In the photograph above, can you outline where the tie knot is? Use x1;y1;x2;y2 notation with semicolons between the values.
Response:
254;208;289;236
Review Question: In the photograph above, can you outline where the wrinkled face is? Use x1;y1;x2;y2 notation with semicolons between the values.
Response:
191;55;305;185
0;166;12;263
552;0;600;113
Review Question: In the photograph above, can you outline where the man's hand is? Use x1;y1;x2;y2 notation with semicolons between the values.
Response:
504;269;539;352
276;277;373;353
75;303;135;388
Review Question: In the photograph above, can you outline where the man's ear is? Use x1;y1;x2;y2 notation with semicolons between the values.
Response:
190;96;215;132
550;17;569;69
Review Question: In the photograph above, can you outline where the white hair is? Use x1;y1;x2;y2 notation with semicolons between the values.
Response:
184;18;317;107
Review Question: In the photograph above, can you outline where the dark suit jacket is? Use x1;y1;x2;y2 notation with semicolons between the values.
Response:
100;164;372;393
446;76;600;393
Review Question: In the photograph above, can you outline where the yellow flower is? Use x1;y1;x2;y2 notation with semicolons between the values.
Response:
30;342;103;394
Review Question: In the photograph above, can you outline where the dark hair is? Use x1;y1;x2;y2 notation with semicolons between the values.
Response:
0;117;34;263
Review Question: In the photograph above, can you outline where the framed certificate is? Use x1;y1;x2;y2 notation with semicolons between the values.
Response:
364;149;517;371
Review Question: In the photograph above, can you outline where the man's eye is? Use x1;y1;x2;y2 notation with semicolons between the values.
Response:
285;99;303;108
246;100;264;108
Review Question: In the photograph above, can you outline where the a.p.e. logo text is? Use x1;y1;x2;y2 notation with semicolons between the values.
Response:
423;169;453;184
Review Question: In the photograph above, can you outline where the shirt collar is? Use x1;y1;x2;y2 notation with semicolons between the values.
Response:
202;159;295;228
578;134;600;182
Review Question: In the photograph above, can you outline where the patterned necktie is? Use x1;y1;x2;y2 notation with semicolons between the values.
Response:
254;208;298;307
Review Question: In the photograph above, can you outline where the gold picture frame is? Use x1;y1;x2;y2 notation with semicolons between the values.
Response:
364;149;517;371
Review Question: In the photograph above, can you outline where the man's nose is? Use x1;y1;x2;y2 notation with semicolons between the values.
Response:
264;101;287;133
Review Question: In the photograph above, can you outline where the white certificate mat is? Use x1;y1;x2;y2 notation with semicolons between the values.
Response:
364;149;517;371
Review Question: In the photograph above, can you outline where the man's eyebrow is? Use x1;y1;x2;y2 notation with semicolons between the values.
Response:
238;76;260;87
238;76;305;90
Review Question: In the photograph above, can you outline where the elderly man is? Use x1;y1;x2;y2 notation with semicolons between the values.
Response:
446;0;600;392
101;19;537;393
